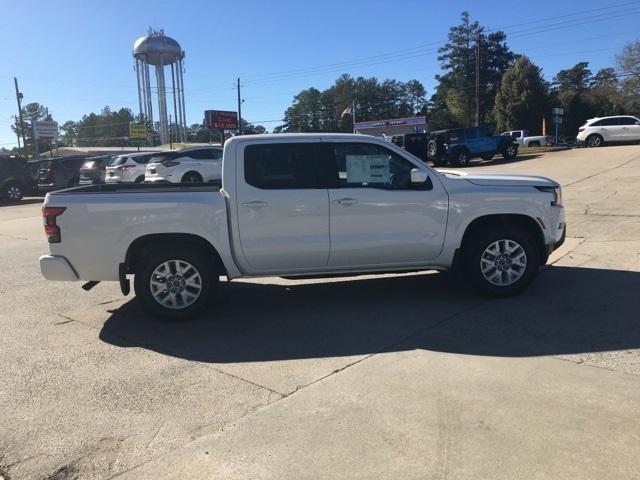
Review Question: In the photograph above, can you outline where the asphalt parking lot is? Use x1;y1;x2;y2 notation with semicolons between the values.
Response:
1;145;640;480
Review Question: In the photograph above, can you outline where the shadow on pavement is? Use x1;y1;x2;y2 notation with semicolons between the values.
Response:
100;265;640;362
0;197;44;207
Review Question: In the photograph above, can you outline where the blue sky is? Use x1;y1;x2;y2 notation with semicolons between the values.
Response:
1;0;639;147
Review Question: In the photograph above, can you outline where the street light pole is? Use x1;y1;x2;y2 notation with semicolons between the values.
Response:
14;77;27;156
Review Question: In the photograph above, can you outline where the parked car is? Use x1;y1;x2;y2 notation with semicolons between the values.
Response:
39;133;565;319
145;146;223;183
79;155;113;185
501;130;552;147
105;152;155;183
428;127;518;167
37;156;87;192
0;156;33;202
577;115;640;147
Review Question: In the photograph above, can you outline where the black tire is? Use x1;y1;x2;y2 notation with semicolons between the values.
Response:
2;181;24;202
67;178;79;188
432;158;447;167
463;227;540;297
181;172;203;183
528;141;541;147
481;153;494;161
134;175;145;183
502;143;518;159
453;148;470;167
585;134;603;148
133;246;218;319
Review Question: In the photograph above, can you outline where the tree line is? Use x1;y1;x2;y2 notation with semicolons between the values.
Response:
276;11;640;139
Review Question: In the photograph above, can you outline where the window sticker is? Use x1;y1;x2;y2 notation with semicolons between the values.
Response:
345;155;390;184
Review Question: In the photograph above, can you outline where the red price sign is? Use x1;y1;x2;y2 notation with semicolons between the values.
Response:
205;110;238;130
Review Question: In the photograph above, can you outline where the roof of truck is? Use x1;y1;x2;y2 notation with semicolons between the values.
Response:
228;133;378;142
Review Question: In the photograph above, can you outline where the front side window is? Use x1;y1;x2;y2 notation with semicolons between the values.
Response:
332;143;416;190
448;129;465;143
245;143;319;189
619;117;638;126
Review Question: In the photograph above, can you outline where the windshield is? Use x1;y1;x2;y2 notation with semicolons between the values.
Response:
109;155;129;166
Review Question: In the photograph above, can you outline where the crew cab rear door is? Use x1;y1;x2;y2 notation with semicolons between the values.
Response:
235;141;330;272
325;141;448;268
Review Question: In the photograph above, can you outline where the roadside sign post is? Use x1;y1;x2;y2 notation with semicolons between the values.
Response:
552;108;564;144
32;120;59;159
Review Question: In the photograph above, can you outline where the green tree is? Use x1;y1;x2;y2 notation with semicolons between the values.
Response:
10;102;53;156
494;56;549;133
435;11;516;127
552;62;594;137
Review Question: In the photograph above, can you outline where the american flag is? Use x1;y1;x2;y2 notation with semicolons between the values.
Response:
340;105;353;118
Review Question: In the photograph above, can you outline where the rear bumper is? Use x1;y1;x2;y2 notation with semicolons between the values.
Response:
39;255;79;281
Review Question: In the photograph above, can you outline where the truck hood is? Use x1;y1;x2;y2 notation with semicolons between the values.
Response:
438;170;558;187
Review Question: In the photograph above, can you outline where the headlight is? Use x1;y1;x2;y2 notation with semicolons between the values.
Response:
535;185;562;206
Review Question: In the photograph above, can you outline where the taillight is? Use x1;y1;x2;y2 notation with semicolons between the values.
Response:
42;206;66;243
161;160;180;167
117;164;136;171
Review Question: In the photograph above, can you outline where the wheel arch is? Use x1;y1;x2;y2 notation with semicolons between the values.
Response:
459;214;546;265
181;171;203;182
125;233;227;276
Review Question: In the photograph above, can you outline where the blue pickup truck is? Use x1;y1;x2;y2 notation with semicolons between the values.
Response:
427;127;518;167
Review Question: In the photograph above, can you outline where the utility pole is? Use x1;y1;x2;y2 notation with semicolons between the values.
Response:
237;77;242;135
169;114;173;149
475;33;481;127
14;77;27;155
12;116;21;151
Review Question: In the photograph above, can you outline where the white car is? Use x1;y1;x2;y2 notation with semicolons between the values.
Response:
501;130;551;147
105;152;155;183
145;146;223;183
577;115;640;147
39;133;565;318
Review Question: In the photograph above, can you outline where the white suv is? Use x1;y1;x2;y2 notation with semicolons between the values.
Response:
105;152;155;183
577;115;640;147
145;146;223;183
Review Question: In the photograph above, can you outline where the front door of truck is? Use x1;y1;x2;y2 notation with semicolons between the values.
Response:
325;142;448;268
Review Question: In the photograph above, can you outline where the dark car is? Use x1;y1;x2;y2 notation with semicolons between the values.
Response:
427;126;518;167
79;155;113;185
37;156;87;192
0;156;33;202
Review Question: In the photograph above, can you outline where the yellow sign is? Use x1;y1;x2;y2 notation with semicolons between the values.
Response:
129;123;147;139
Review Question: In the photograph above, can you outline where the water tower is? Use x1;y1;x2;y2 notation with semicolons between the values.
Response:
133;28;187;144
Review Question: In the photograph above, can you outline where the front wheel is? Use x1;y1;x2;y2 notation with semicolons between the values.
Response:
181;172;203;183
134;246;218;319
464;228;540;297
454;149;470;167
502;143;518;159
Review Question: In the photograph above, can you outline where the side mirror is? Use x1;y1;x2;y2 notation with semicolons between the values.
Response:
635;121;640;126
411;168;428;184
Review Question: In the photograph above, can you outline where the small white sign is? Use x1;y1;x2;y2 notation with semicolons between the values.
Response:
552;108;564;115
346;155;390;184
33;120;59;140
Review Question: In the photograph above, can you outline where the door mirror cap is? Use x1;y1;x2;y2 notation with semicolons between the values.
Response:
410;168;428;184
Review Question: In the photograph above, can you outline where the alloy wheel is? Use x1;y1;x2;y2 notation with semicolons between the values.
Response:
480;239;528;287
149;259;202;309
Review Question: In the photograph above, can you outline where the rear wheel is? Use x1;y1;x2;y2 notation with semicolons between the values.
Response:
454;149;470;167
586;134;603;148
528;141;541;147
134;175;145;183
181;172;203;183
464;228;540;297
134;246;218;319
2;182;23;202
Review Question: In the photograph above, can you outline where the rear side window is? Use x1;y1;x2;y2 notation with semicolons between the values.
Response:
245;143;319;189
133;154;154;164
592;118;617;126
110;156;128;166
448;129;465;143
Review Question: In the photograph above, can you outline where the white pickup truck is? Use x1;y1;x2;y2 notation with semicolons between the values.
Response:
501;130;551;147
39;134;566;318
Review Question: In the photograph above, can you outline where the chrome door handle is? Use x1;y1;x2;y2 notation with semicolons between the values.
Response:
332;197;357;206
240;200;268;208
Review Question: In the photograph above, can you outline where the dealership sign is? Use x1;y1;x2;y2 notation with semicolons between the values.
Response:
205;110;238;130
33;121;59;140
129;123;147;139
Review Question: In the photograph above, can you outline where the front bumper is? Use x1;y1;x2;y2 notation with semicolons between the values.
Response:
39;255;79;281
